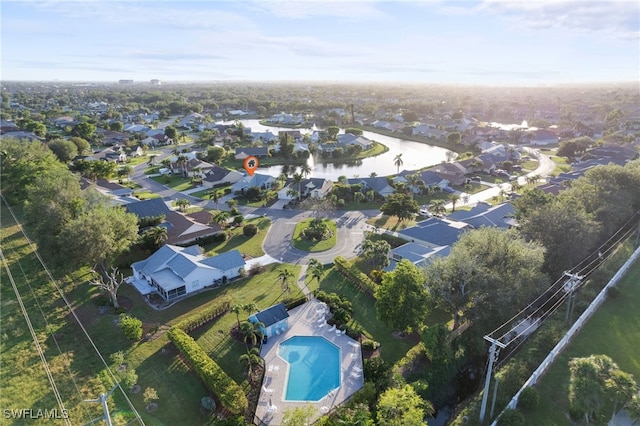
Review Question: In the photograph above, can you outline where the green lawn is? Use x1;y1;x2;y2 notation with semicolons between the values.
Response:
151;175;197;192
189;186;232;200
526;258;640;425
292;218;337;252
366;215;416;232
202;217;271;258
317;269;449;364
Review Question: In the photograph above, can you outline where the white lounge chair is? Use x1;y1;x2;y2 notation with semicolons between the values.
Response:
262;386;274;393
327;324;336;332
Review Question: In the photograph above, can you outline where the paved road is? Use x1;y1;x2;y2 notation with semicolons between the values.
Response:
130;144;555;265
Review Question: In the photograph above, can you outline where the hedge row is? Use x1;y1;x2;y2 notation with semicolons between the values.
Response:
174;295;232;333
334;256;377;298
167;327;248;415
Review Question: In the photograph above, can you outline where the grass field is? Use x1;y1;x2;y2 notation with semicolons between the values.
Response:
366;214;416;231
150;175;196;192
292;218;337;252
202;217;271;258
526;256;640;425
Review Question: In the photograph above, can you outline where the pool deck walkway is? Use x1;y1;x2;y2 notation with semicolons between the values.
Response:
256;299;364;425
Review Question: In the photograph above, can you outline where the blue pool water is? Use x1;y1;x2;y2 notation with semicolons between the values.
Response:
278;336;341;401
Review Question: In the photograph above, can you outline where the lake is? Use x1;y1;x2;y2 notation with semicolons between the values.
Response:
230;119;452;179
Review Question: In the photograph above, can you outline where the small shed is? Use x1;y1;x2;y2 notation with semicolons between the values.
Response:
249;303;289;338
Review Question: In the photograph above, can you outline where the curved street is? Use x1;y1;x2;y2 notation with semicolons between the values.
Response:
130;143;555;266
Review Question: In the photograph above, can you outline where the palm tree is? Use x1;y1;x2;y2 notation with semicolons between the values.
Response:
369;172;378;178
175;198;190;212
301;163;311;178
239;320;264;349
230;303;244;328
449;193;461;212
430;199;447;217
147;154;157;166
226;198;238;210
292;172;303;201
212;210;230;228
176;154;189;177
243;303;257;315
208;190;222;209
393;153;403;173
161;158;171;169
146;226;168;249
239;347;262;379
366;189;375;203
308;258;324;285
277;268;294;294
277;173;288;189
353;191;365;204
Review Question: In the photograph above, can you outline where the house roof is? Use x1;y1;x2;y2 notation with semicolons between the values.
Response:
200;250;245;270
235;147;269;156
398;217;471;247
252;303;289;327
350;176;393;194
125;198;171;218
448;202;515;229
385;242;450;271
203;165;234;183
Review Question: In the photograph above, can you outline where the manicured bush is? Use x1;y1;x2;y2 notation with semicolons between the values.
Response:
243;223;258;237
174;296;231;333
334;256;377;298
361;339;381;351
168;327;247;415
119;314;143;340
122;369;138;389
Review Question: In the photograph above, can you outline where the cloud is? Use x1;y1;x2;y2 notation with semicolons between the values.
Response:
480;0;639;39
247;0;386;20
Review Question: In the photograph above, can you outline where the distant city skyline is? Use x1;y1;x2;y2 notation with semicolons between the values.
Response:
1;1;638;86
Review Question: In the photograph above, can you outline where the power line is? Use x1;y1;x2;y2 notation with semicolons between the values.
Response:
0;248;72;426
1;196;145;426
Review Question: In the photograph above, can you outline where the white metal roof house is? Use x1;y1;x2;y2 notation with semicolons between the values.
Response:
130;245;245;301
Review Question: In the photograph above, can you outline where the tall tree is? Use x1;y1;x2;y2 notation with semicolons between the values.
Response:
449;193;460;212
393;153;403;173
376;384;432;426
48;139;78;163
277;268;294;294
375;260;430;331
300;163;311;178
380;193;419;224
57;204;139;275
361;239;391;270
292;172;303;201
239;347;262;379
90;267;125;308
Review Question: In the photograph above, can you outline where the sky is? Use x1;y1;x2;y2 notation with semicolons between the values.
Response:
1;0;638;86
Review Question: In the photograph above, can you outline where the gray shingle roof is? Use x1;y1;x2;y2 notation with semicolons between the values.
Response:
125;198;171;218
200;249;245;270
252;303;289;327
398;217;471;246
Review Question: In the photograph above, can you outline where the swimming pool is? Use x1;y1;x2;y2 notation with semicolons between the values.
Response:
278;336;341;401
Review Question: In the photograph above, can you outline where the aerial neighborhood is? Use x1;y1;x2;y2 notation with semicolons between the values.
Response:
2;81;640;426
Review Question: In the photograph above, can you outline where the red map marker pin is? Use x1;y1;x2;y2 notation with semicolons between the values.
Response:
243;156;259;176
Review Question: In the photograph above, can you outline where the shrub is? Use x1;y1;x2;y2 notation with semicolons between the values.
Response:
122;369;138;389
247;263;264;275
334;256;377;298
119;314;143;340
174;296;231;333
167;328;247;415
517;386;539;411
110;351;125;366
94;294;110;306
496;409;525;426
233;215;244;225
143;387;159;404
243;223;258;237
337;198;345;207
201;396;216;411
361;339;380;351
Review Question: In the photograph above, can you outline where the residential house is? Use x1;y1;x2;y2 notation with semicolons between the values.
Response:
336;133;373;150
232;173;276;193
235;146;269;160
125;198;223;246
428;162;468;186
278;178;333;200
93;146;127;162
0;120;19;133
530;129;559;146
278;130;303;140
123;124;151;134
0;131;43;142
249;303;289;338
202;166;243;189
99;130;130;146
384;242;450;272
251;131;278;143
348;177;395;198
130;245;245;301
179;113;204;129
412;125;447;141
397;217;472;248
448;202;516;229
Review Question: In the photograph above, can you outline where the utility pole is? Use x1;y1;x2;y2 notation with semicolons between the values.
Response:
563;272;582;325
83;385;118;426
480;336;506;422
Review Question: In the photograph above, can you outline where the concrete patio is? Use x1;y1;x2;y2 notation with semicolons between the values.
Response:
255;299;364;425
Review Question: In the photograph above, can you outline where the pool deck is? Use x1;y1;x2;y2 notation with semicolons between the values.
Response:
256;299;364;425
